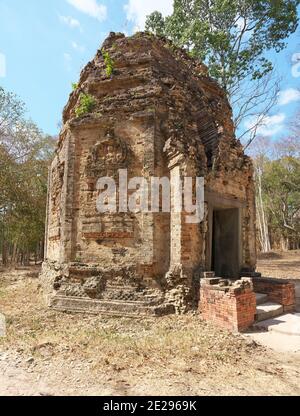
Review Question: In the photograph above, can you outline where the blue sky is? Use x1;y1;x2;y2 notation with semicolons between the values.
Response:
0;0;299;139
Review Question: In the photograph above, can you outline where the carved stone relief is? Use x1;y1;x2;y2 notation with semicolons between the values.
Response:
85;129;128;179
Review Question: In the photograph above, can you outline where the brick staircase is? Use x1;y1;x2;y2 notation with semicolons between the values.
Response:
255;292;284;322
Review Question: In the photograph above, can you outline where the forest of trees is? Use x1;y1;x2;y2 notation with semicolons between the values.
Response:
0;86;56;266
253;133;300;252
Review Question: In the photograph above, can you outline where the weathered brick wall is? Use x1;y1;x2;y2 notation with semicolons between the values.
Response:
200;276;256;332
252;277;295;312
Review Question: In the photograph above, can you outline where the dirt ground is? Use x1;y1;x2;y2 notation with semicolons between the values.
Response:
0;252;300;396
257;250;300;280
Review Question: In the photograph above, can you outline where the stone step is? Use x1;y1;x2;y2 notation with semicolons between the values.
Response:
255;302;284;322
50;295;174;317
255;293;269;305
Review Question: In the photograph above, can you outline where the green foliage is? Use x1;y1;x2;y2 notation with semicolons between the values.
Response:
75;93;96;117
145;0;299;94
145;11;166;36
72;83;79;91
254;136;300;250
262;156;300;236
0;85;56;265
102;50;114;77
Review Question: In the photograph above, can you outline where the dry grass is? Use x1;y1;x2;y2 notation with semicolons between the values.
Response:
0;272;256;375
1;268;300;396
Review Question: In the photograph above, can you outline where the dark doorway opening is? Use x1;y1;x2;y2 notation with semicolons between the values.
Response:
212;208;240;278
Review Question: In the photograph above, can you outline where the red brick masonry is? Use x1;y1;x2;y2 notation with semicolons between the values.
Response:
200;276;256;332
252;277;295;313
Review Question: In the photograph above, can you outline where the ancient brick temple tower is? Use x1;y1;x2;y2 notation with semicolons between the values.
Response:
41;32;257;317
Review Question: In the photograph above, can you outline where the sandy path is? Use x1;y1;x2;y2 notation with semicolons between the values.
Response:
1;349;300;397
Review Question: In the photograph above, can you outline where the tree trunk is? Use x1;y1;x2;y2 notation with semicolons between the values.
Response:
256;170;271;252
2;240;8;266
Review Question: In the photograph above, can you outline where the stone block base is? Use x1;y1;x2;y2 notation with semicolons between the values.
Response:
41;261;177;317
50;295;175;317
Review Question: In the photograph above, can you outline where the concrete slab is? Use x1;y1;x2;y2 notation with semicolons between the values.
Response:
254;313;300;336
245;331;300;353
246;313;300;353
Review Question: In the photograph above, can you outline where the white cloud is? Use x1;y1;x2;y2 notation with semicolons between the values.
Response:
71;41;85;52
245;113;286;137
59;15;81;29
67;0;107;21
291;53;300;78
278;88;300;106
124;0;173;31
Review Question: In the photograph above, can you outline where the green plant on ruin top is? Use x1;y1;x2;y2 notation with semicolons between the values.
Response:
102;50;114;77
72;83;79;91
75;93;96;117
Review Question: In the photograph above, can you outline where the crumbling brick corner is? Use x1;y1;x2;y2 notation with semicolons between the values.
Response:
252;277;295;313
200;273;256;332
